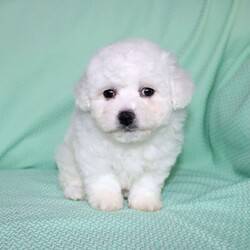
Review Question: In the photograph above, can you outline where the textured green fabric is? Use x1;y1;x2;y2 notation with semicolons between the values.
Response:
0;0;249;249
0;169;249;249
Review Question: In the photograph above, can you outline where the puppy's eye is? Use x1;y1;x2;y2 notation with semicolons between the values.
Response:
140;87;155;97
103;89;116;99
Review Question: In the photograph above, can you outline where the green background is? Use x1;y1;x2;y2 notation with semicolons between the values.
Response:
0;1;249;249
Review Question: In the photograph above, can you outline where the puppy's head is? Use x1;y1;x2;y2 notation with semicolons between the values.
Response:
75;39;193;143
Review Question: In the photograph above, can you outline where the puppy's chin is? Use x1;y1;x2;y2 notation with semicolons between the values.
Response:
110;130;151;143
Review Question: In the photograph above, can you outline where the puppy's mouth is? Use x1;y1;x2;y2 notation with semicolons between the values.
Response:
104;111;153;142
108;124;153;135
120;124;138;133
108;125;138;134
108;126;152;143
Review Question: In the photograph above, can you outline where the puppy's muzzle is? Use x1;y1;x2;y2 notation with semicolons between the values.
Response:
118;110;136;128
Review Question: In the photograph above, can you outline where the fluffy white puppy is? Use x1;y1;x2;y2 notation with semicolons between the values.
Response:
56;39;193;211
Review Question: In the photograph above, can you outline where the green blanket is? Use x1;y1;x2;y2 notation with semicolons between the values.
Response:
1;0;249;249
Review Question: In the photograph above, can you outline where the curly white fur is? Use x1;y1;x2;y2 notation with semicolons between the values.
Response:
56;39;194;211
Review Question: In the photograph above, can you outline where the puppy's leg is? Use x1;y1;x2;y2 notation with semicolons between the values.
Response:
85;174;123;211
129;173;169;211
56;143;85;201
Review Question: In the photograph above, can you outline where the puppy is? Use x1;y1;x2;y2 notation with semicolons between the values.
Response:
56;39;194;211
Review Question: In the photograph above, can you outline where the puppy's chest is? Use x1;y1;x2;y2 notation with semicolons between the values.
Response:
110;143;169;189
110;143;164;174
109;149;146;188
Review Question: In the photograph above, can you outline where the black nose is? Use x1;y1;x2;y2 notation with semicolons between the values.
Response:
118;110;135;126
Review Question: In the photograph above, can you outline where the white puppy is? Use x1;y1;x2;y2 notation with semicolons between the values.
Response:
56;39;193;211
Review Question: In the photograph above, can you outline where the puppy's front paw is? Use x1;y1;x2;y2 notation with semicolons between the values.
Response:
129;192;163;211
88;190;123;211
64;184;85;201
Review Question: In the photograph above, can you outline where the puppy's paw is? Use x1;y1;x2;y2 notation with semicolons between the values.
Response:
129;192;163;211
64;184;85;201
88;190;123;211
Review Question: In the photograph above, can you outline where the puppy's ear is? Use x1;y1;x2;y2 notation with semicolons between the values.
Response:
162;52;194;110
75;76;90;111
170;67;194;110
